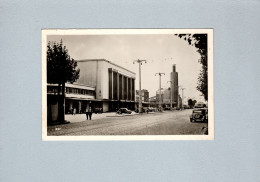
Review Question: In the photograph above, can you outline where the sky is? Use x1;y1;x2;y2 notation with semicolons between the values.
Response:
47;34;205;103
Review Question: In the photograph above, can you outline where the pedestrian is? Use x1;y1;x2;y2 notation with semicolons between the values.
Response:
86;108;89;120
88;106;93;120
73;108;76;115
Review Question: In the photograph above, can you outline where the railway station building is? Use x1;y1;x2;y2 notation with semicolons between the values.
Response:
47;59;136;116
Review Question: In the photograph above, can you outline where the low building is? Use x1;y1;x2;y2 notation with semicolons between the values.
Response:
47;83;95;115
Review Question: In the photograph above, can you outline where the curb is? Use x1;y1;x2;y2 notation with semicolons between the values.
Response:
106;113;139;117
106;112;159;117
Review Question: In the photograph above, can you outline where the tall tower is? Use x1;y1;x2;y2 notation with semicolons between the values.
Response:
170;64;178;107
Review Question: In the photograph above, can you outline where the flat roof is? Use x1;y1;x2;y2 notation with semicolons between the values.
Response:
77;59;136;75
47;83;95;90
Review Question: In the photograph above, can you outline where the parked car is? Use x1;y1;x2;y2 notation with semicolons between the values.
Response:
148;107;156;112
194;103;207;108
117;108;132;114
135;108;147;113
183;105;190;109
190;108;208;122
143;107;148;112
164;107;171;110
94;107;103;114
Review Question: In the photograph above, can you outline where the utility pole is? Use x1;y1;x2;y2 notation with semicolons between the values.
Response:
155;72;165;111
133;59;146;113
167;81;172;110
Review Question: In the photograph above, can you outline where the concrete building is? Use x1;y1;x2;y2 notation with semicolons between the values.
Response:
76;59;136;111
170;64;179;107
47;59;136;118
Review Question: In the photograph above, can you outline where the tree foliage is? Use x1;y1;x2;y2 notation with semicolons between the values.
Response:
175;34;208;101
47;40;80;85
47;40;80;122
188;98;197;108
188;99;193;108
192;100;197;107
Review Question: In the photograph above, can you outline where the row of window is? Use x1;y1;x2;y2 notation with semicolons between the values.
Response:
47;86;95;96
65;87;95;95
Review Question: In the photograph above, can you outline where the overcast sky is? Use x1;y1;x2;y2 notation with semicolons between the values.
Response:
47;34;205;102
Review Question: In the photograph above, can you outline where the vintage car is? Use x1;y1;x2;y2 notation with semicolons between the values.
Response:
94;107;103;114
183;105;190;109
164;107;171;110
116;108;132;114
190;108;208;122
148;107;156;112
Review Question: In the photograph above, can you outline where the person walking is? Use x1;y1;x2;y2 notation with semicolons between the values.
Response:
88;106;93;120
86;108;89;120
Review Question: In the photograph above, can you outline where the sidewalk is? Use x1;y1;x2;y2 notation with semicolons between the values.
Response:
65;111;157;123
65;112;116;123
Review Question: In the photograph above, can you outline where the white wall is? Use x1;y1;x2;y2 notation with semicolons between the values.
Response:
101;60;136;99
76;59;136;100
76;61;97;87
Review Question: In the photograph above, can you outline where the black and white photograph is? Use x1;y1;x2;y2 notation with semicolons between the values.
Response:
3;0;260;181
42;29;213;140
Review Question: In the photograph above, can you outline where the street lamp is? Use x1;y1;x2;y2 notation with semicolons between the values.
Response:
155;72;165;111
133;59;147;113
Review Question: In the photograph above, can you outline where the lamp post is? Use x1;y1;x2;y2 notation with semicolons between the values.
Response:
167;81;172;110
155;72;165;111
133;59;146;113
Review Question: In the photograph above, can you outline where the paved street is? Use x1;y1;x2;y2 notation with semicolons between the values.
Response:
47;109;208;136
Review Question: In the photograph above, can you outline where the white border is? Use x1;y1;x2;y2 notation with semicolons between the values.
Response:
42;29;214;141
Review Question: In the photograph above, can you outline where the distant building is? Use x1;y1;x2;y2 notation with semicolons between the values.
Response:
156;88;172;108
149;96;157;107
170;64;179;107
136;89;149;102
136;89;149;108
156;88;164;104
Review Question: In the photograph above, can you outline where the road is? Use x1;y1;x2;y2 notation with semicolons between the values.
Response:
47;109;208;136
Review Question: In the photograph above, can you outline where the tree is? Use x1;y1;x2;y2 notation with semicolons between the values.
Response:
192;100;197;107
47;40;80;122
175;34;208;101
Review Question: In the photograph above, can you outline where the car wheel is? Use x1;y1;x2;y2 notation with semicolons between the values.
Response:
190;119;193;122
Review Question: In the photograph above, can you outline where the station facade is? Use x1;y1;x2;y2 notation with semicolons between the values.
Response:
47;59;136;115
